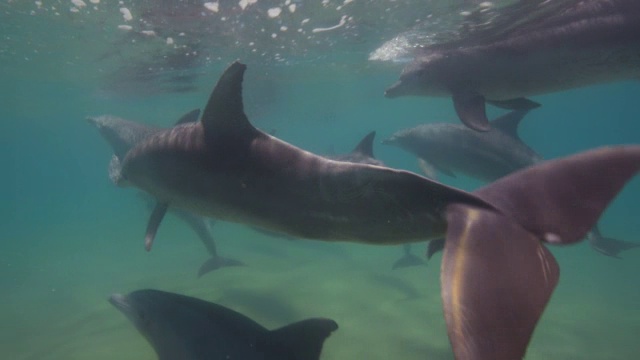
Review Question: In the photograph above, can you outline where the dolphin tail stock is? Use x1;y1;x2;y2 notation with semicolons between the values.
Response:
588;225;640;259
197;256;245;278
267;318;339;360
391;244;426;270
440;145;640;360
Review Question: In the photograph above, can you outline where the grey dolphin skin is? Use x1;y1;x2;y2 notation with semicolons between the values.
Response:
384;0;640;131
115;61;640;359
383;110;542;181
87;110;244;277
326;131;425;269
109;289;338;360
384;109;640;259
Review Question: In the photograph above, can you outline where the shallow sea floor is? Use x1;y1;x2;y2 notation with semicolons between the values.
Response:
2;214;640;360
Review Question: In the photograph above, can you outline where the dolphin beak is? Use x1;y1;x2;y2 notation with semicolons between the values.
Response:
384;81;403;98
85;117;99;126
108;293;131;313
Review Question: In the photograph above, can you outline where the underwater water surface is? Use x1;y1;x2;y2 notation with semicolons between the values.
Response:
1;1;640;359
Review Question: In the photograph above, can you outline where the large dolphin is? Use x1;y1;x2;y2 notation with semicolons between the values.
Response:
383;109;640;259
87;111;244;277
109;289;338;360
384;0;640;131
114;61;640;359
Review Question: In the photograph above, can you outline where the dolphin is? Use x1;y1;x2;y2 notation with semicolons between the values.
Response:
384;0;640;131
112;61;640;359
383;109;640;259
383;110;542;181
109;289;338;360
87;110;244;276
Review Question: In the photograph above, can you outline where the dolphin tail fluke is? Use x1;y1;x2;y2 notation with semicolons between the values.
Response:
391;244;426;270
197;256;245;278
269;318;338;360
588;226;640;259
441;146;640;360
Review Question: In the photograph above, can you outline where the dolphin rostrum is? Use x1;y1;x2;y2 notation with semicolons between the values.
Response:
384;0;640;131
113;61;640;359
109;289;338;360
87;111;244;276
383;109;640;259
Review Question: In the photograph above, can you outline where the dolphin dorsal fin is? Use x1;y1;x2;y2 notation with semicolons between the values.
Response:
201;61;257;139
351;131;376;158
269;318;338;360
491;110;530;140
174;108;201;125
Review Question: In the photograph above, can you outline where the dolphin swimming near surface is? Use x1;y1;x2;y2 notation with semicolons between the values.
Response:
87;110;244;277
109;289;338;360
384;0;640;131
383;109;640;259
111;60;640;359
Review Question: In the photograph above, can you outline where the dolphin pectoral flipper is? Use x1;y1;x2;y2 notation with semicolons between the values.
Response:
144;202;169;251
442;205;559;360
487;98;541;111
442;146;640;359
452;90;490;132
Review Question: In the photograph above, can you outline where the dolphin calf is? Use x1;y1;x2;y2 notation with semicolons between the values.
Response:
87;111;244;276
109;289;338;360
383;109;640;259
384;0;640;131
111;61;640;359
